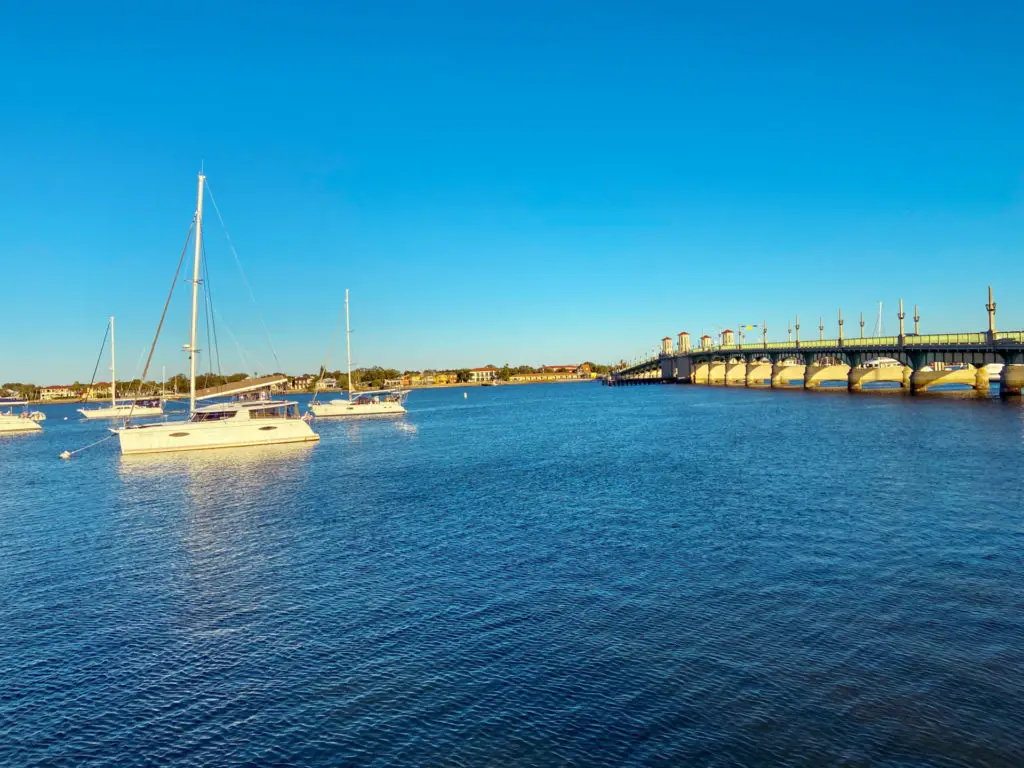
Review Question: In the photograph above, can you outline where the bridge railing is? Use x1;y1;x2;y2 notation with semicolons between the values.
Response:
842;336;901;347
664;330;1024;360
907;333;986;345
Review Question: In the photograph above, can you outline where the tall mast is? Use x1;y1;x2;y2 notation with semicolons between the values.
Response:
345;288;353;401
110;315;116;408
188;171;205;414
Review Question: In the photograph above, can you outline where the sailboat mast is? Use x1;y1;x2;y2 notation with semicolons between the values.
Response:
345;288;353;401
188;171;205;414
110;315;116;408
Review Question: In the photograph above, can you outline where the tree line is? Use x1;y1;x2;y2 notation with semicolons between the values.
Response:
5;361;614;399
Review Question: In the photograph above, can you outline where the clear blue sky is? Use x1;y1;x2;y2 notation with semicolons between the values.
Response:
2;1;1022;383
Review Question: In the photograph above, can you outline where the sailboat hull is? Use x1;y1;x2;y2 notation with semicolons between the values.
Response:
79;405;164;420
310;400;406;418
116;418;319;455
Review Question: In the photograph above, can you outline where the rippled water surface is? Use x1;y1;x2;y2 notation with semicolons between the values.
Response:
2;383;1023;766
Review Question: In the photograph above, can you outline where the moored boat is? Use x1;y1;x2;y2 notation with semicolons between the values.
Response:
0;399;44;434
309;289;408;419
112;171;319;455
78;316;165;420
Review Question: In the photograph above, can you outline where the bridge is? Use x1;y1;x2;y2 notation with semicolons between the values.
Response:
609;288;1024;396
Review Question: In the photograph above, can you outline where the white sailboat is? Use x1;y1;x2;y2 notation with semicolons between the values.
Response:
78;316;164;420
0;398;44;434
308;289;408;418
113;171;320;455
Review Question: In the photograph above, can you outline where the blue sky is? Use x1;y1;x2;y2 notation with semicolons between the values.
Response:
2;1;1022;382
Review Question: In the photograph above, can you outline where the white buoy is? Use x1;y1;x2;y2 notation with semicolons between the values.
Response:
463;392;467;399
59;451;71;460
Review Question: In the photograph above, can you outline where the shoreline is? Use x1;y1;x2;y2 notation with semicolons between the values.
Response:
20;378;601;404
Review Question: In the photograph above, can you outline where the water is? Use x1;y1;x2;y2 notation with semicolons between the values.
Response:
2;383;1022;766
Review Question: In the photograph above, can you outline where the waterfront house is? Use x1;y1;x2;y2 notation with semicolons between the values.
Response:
39;385;78;401
468;366;499;383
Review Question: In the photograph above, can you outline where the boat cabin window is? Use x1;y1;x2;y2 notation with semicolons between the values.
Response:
250;405;288;419
190;409;234;422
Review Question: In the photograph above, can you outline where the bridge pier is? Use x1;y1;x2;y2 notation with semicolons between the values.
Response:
725;361;747;386
804;363;851;390
708;361;726;385
692;360;710;385
848;365;907;391
1001;364;1024;396
746;361;772;387
771;362;805;389
910;364;988;394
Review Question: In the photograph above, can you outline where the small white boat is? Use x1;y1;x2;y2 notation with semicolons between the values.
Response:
309;289;408;419
80;399;164;420
113;171;319;456
79;316;164;420
311;389;408;418
0;398;43;434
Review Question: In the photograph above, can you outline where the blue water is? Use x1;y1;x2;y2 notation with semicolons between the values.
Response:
2;383;1022;766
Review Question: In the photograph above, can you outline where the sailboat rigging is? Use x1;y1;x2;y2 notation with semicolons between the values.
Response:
78;316;164;420
112;170;319;455
308;289;408;418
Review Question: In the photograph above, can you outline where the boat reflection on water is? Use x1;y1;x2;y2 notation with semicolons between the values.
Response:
118;441;316;486
117;442;318;653
315;415;419;444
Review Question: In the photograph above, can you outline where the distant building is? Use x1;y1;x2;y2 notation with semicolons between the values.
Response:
289;375;315;391
468;366;499;383
39;385;77;401
510;363;594;383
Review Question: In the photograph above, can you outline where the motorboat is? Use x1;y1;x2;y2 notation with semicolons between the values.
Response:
0;398;44;434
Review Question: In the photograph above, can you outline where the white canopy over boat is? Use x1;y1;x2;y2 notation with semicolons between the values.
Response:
195;374;288;401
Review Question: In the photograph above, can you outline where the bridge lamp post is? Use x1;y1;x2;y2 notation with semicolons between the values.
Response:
986;286;996;341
